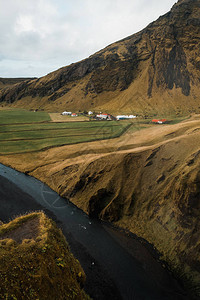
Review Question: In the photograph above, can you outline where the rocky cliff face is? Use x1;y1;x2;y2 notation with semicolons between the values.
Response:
0;0;200;114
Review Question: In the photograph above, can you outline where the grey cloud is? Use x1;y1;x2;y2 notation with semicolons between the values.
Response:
0;0;176;77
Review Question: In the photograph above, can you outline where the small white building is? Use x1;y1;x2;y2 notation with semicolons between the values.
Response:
96;113;112;120
128;115;137;119
88;111;93;115
61;111;72;115
116;115;136;120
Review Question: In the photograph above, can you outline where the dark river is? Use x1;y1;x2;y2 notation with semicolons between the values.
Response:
0;163;189;300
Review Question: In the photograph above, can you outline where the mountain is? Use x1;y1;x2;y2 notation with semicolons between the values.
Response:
0;0;200;115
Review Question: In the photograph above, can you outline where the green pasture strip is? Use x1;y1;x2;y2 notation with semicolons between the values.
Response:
0;120;121;132
0;122;131;154
168;116;189;125
0;122;126;141
0;126;122;141
0;110;51;124
126;125;149;134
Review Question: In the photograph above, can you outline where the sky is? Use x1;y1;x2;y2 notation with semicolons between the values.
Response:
0;0;176;78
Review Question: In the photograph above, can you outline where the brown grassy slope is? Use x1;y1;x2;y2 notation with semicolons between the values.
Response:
0;0;200;115
0;212;89;300
0;78;35;92
1;115;200;296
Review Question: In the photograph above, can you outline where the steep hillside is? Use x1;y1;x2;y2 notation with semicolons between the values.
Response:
1;115;200;297
0;78;35;91
0;0;200;114
0;212;89;299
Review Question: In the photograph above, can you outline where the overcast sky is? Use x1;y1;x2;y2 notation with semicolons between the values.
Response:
0;0;176;78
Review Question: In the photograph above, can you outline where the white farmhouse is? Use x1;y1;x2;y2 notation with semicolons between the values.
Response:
96;113;112;120
116;115;136;120
128;115;137;119
61;111;72;115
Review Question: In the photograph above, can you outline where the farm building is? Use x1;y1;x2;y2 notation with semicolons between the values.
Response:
61;111;71;115
71;113;78;117
116;115;136;120
88;111;93;115
152;119;167;124
96;113;112;120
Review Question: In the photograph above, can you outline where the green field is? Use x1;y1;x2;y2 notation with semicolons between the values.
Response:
0;109;51;124
0;110;131;154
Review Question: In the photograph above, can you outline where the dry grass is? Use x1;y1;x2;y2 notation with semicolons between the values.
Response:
49;113;89;122
0;212;90;300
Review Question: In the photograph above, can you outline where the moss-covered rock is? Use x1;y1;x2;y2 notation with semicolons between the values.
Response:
0;212;90;300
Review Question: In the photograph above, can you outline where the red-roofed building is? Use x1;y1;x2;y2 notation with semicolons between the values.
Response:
96;113;112;120
152;119;167;124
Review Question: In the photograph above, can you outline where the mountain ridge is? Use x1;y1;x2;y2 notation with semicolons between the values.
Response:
0;0;200;115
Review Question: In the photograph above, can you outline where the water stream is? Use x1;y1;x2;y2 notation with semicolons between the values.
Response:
0;163;188;300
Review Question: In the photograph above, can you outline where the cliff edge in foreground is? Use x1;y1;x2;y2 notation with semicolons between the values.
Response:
0;212;89;300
